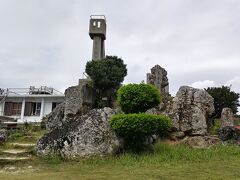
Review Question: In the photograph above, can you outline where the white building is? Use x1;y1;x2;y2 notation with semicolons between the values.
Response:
0;86;64;123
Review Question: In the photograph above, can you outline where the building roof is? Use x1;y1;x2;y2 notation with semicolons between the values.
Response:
0;86;64;98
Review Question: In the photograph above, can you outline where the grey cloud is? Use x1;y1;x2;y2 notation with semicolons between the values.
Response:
0;0;240;96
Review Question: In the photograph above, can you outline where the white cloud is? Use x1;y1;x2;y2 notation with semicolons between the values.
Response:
225;76;240;93
190;77;240;115
190;80;216;89
190;77;240;93
226;77;240;115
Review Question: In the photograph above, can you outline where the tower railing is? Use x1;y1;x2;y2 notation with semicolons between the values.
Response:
90;15;106;20
0;88;9;105
0;87;64;96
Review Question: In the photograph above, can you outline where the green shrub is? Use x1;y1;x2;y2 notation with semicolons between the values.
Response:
117;83;161;113
10;130;25;139
210;119;221;135
235;118;240;125
205;86;239;118
85;56;127;90
110;113;172;151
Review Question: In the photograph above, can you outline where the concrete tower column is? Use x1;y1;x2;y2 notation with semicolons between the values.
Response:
101;40;105;59
92;36;102;60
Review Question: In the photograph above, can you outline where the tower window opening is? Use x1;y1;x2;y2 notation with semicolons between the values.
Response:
93;21;96;27
97;21;101;28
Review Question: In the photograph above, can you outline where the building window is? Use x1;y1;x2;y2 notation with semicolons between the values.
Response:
24;102;41;116
52;102;61;111
4;102;22;116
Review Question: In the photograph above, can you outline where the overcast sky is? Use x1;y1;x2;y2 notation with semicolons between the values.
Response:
0;0;240;96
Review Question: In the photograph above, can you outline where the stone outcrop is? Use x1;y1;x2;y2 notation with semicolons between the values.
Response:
65;79;96;117
147;65;169;103
180;136;220;148
170;86;214;135
218;126;240;144
221;108;234;128
42;102;65;130
0;129;8;143
147;86;214;136
42;79;96;131
169;131;185;140
37;107;121;158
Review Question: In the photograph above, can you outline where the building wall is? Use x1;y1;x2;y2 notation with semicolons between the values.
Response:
0;96;64;123
43;101;52;116
0;103;3;116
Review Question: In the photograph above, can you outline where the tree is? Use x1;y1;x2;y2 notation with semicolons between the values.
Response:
117;83;161;114
85;56;127;90
205;86;240;118
85;56;127;108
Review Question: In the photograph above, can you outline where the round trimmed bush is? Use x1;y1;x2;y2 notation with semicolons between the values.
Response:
110;113;172;151
117;83;161;114
110;114;171;137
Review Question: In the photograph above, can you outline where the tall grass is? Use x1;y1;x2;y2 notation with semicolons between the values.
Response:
2;142;240;180
73;143;240;168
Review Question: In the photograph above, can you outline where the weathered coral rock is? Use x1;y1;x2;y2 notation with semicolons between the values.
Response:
221;108;234;128
146;86;214;136
218;126;240;144
0;129;8;143
65;79;96;117
170;86;214;135
169;131;185;140
42;79;96;131
42;102;65;130
147;65;169;104
37;107;121;158
180;136;220;148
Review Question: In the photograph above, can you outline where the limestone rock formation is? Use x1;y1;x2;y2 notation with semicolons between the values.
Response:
169;131;185;140
65;79;96;117
218;126;240;144
42;102;65;130
37;107;121;158
42;79;96;131
170;86;214;135
147;86;214;136
221;108;234;128
180;136;220;148
147;65;169;103
0;129;8;143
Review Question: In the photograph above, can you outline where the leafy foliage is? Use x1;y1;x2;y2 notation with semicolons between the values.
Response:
210;119;221;135
85;56;127;90
110;114;171;137
117;83;161;113
205;86;240;118
110;113;171;151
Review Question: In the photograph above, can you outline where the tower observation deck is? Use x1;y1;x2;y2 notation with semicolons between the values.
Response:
89;15;106;60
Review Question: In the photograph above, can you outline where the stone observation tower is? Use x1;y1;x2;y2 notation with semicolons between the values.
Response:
89;15;106;60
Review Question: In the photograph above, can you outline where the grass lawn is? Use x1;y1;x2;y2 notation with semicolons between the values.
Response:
1;143;240;180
